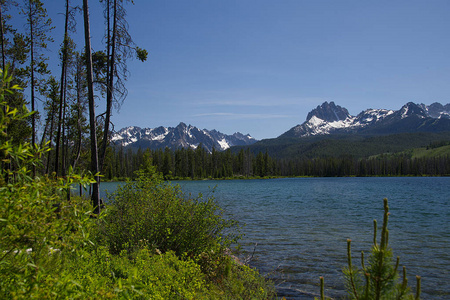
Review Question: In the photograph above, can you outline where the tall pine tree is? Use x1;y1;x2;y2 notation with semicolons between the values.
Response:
22;0;53;177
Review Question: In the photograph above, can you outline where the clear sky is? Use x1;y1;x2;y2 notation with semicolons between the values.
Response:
43;1;450;140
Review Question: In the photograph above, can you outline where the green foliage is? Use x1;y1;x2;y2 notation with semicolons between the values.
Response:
68;246;209;299
98;169;241;258
0;193;95;299
136;46;148;62
317;198;421;300
0;68;96;299
254;132;450;160
342;199;421;299
218;261;276;299
105;146;276;180
66;244;275;300
411;144;450;159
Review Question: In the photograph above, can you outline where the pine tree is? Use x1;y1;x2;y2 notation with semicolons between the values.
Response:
54;0;76;176
317;198;421;300
39;76;59;173
0;2;31;148
83;0;100;213
98;0;147;175
21;0;53;156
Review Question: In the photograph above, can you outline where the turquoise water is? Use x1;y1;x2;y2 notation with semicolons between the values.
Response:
98;177;450;299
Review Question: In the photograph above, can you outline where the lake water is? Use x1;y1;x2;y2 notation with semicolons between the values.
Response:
98;177;450;299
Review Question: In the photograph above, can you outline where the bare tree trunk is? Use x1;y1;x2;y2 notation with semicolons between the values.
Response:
83;0;100;213
61;74;67;176
99;0;116;172
29;1;36;177
45;100;56;174
0;3;8;183
0;3;5;70
55;0;69;176
71;55;83;170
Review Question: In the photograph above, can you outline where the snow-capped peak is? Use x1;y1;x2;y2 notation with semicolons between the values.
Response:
112;122;257;152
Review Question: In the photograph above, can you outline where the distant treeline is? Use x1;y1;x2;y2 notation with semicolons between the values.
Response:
277;154;450;177
103;145;450;180
103;146;276;180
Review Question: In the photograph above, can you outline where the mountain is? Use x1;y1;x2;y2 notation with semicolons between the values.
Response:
280;101;450;138
111;122;257;152
240;101;450;161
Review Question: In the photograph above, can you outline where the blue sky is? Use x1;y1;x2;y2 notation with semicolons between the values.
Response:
42;1;450;139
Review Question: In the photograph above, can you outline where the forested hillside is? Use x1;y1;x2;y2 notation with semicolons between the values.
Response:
245;131;450;160
104;139;450;180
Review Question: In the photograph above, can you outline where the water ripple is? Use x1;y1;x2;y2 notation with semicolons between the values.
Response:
166;178;450;299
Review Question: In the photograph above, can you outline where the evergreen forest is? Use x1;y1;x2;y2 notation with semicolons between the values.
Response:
104;142;450;180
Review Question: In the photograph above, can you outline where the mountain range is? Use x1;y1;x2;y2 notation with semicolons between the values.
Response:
112;101;450;154
280;101;450;138
246;101;450;160
111;122;256;153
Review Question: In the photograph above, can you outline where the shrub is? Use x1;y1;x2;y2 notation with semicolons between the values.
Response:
67;245;276;300
218;262;277;299
0;68;97;299
67;246;209;299
98;170;241;258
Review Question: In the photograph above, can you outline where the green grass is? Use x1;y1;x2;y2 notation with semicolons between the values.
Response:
410;144;450;159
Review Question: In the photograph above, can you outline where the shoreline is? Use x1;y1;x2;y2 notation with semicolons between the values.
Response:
102;173;450;183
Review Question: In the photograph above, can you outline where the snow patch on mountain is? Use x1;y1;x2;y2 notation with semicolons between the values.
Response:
217;138;230;150
307;115;323;127
301;115;355;136
153;131;168;141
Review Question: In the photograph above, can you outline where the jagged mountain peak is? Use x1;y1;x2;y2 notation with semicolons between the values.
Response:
420;102;450;119
232;132;254;140
396;102;427;119
306;101;350;122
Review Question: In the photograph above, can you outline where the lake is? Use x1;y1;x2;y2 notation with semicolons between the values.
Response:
97;177;450;299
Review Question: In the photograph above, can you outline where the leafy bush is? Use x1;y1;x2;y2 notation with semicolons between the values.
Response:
66;245;276;300
0;69;97;299
67;246;209;299
98;170;241;258
219;261;277;299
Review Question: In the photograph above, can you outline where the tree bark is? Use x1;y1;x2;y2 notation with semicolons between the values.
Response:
28;1;36;177
99;0;116;172
83;0;100;213
54;0;70;176
71;54;83;170
45;98;56;174
0;3;5;70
